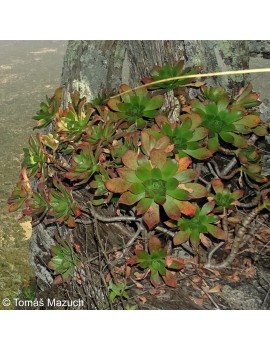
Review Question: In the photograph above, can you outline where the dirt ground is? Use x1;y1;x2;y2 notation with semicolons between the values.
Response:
0;40;67;309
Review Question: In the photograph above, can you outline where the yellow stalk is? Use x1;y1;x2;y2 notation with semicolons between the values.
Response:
109;67;270;100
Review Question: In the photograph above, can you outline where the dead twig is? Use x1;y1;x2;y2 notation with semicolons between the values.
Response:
123;227;143;255
218;146;235;155
221;157;238;177
207;162;219;178
220;135;258;177
198;176;212;191
206;242;225;268
209;159;240;180
87;202;139;223
205;206;261;269
222;207;230;240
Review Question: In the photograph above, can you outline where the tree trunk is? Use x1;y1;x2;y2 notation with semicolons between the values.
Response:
30;40;251;309
61;40;249;98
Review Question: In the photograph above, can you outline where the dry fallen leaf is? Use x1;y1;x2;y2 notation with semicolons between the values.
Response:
199;233;212;248
208;284;222;293
130;278;144;289
105;273;112;282
190;297;204;306
139;296;147;304
19;221;32;240
125;265;131;278
243;266;257;279
191;282;202;291
111;267;123;276
243;258;252;267
191;276;201;283
134;270;149;280
203;268;221;277
149;288;158;295
134;243;144;251
225;271;240;282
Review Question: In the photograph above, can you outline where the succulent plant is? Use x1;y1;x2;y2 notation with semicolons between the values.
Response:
85;120;116;145
237;145;262;165
105;149;207;229
22;191;49;221
128;236;184;287
22;134;48;178
47;178;81;227
242;163;268;185
110;138;130;163
48;235;80;284
108;280;129;303
8;177;31;213
107;84;164;128
32;87;63;128
191;99;262;151
56;95;95;142
236;146;268;184
173;202;227;250
233;83;262;109
142;61;201;90
200;86;229;102
140;127;171;156
211;179;244;211
155;114;212;160
65;145;100;185
39;133;60;153
89;171;113;205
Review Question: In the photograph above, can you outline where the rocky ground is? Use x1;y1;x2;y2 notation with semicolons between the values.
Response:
0;41;67;309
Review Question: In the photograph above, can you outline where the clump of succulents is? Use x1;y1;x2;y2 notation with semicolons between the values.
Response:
64;145;100;185
7;61;270;292
191;99;261;151
236;146;268;184
55;98;95;142
47;178;81;227
155;114;212;160
200;86;229;102
32;87;63;128
23;191;49;222
22;134;48;178
173;202;227;250
142;60;201;90
48;234;82;284
105;150;207;229
107;84;164;128
211;179;244;211
128;236;184;287
233;83;262;109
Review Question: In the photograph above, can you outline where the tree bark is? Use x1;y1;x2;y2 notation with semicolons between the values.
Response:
61;40;249;98
30;40;251;309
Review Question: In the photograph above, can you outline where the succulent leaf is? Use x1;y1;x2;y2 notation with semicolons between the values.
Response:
174;203;225;250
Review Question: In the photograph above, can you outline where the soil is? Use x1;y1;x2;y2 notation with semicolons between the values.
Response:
0;40;67;309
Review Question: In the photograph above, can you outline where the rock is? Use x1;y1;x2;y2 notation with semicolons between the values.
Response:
217;283;263;310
